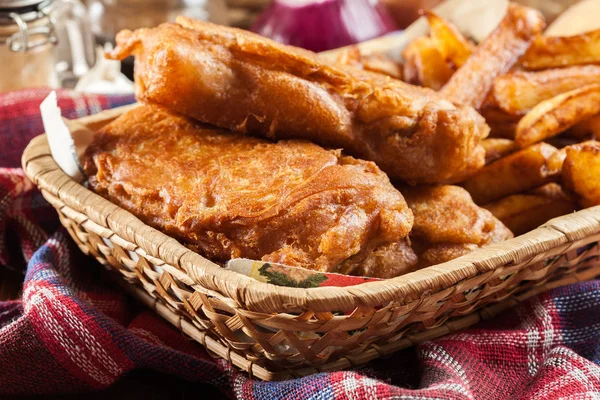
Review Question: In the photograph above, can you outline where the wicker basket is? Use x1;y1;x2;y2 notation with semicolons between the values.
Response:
22;103;600;380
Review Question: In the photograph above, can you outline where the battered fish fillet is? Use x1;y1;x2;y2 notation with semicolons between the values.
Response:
82;105;416;277
107;19;490;184
402;185;513;268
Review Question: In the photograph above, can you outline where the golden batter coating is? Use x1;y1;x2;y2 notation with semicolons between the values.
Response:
82;106;414;277
402;185;513;268
339;240;418;279
107;19;489;185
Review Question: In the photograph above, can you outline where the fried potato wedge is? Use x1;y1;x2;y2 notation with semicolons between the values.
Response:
562;140;600;207
547;146;567;172
484;184;577;235
440;3;545;108
463;142;561;204
515;84;600;147
480;106;520;139
530;182;574;200
566;114;600;140
482;138;518;164
521;29;600;70
492;65;600;116
424;10;474;68
402;36;453;90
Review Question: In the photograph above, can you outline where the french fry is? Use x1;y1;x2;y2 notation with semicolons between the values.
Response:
562;140;600;207
402;36;453;90
565;114;600;140
530;182;573;199
515;84;600;147
440;3;545;109
547;146;567;175
482;138;518;164
480;106;520;139
492;65;600;116
424;11;474;68
483;183;577;235
521;29;600;70
462;142;561;204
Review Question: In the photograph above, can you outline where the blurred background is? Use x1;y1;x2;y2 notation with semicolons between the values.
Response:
0;0;586;95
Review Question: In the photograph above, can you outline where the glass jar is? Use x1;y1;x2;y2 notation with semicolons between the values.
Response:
0;0;58;91
0;0;96;91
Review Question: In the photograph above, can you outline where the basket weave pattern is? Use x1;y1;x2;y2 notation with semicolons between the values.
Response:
22;108;600;380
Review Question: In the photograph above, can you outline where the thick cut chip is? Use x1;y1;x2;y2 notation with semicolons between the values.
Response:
462;142;562;204
424;10;474;68
562;140;600;208
440;3;545;108
480;106;520;139
566;114;600;140
521;29;600;70
402;36;453;90
515;84;600;147
482;138;518;164
483;183;577;235
492;65;600;116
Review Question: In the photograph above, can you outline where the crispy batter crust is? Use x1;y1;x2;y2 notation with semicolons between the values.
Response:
108;19;489;184
82;106;414;276
402;185;513;268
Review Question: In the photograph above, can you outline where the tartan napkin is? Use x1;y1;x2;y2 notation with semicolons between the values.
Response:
1;88;599;399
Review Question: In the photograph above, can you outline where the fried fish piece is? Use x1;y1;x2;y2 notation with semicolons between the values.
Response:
108;19;489;185
402;185;513;268
82;106;415;277
334;47;403;80
339;240;418;279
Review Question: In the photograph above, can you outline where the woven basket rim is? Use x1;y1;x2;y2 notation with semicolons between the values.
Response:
21;105;600;313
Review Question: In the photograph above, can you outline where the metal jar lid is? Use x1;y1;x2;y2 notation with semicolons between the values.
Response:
0;0;56;52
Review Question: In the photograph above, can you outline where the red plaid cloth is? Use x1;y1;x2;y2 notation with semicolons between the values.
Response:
1;88;600;399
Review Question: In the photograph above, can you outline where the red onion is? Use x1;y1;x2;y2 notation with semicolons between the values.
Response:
252;0;398;52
